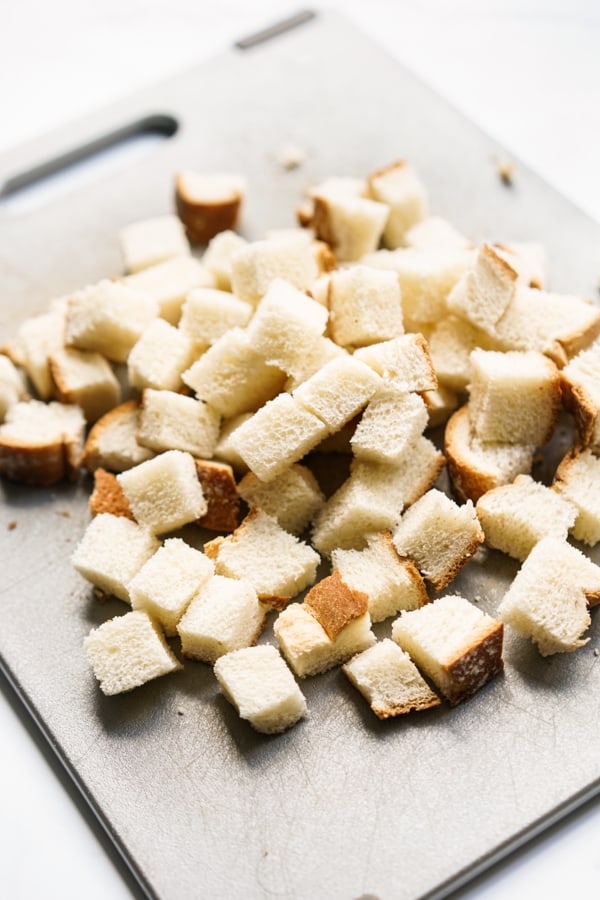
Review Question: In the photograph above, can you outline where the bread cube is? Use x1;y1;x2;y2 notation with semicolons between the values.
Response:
177;574;266;663
194;459;240;532
475;474;577;561
421;384;459;428
14;311;66;399
328;266;403;348
119;214;190;273
84;610;181;696
392;594;503;705
310;192;389;262
117;450;206;534
283;337;347;391
81;399;155;472
213;413;252;474
65;280;158;362
128;319;195;392
553;448;600;545
274;602;375;677
444;404;536;503
49;347;120;423
361;247;472;329
427;315;491;393
182;328;285;419
304;571;369;639
0;354;28;422
293;356;382;432
332;532;428;623
245;279;328;374
214;644;307;734
137;389;220;458
354;334;437;392
367;160;428;248
560;339;600;448
350;389;428;465
129;538;214;635
468;349;561;445
206;508;320;606
230;393;329;482
175;171;245;244
343;639;440;719
447;244;518;332
124;256;215;324
201;230;247;291
89;468;135;520
493;241;547;289
405;217;471;251
179;287;252;351
392;489;484;591
498;538;600;655
0;400;85;486
237;464;324;535
71;513;160;601
231;237;320;306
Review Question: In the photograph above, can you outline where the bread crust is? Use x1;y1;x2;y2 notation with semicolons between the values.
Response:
304;571;368;639
445;405;502;503
175;174;242;244
560;373;597;447
90;468;135;520
443;620;504;705
371;692;441;719
195;459;240;532
81;399;143;472
427;526;484;592
0;437;70;486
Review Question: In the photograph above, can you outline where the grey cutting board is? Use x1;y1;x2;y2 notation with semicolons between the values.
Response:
1;10;599;900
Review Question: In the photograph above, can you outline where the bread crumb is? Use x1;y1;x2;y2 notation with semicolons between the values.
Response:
56;509;71;518
93;587;109;604
7;520;17;530
277;144;306;171
594;648;599;657
497;157;515;185
177;707;185;716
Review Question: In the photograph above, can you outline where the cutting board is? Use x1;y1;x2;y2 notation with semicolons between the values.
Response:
1;10;599;900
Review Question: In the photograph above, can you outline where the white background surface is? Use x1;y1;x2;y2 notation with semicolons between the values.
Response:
1;1;599;897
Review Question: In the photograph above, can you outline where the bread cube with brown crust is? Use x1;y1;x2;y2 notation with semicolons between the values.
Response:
560;339;600;449
553;447;600;546
367;160;428;248
89;468;135;520
81;399;155;473
392;594;503;705
49;347;120;423
175;171;245;244
0;400;85;486
195;459;240;532
303;571;368;640
447;244;518;332
137;389;221;459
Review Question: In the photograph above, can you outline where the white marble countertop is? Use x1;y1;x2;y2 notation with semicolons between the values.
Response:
1;2;599;897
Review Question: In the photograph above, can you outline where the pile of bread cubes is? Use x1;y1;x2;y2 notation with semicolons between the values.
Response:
1;160;600;735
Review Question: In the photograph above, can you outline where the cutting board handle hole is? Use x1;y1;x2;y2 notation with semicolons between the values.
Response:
0;113;179;213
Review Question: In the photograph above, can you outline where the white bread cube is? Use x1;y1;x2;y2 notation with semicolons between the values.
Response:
560;339;600;448
237;464;325;534
119;214;190;273
293;356;382;432
65;280;158;362
487;285;600;366
405;217;471;251
213;413;252;474
48;347;120;423
128;537;214;635
350;389;428;465
354;334;437;392
182;328;285;419
273;602;375;677
332;532;428;623
81;399;155;472
553;448;600;545
310;192;389;262
124;256;215;324
175;171;245;244
312;437;445;556
179;287;252;351
444;404;536;503
392;489;484;591
343;639;440;718
427;315;492;393
328;266;403;348
84;610;180;696
15;311;66;399
201;230;247;291
421;384;459;428
498;537;600;655
447;244;518;332
137;389;220;458
493;241;547;289
361;247;473;329
476;474;577;561
128;318;195;392
72;513;160;601
231;237;320;306
0;400;85;486
0;354;27;421
468;349;561;445
206;508;319;606
283;337;347;391
214;644;307;734
177;574;266;663
230;393;329;482
117;450;206;534
392;594;503;705
367;160;428;248
245;278;328;374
